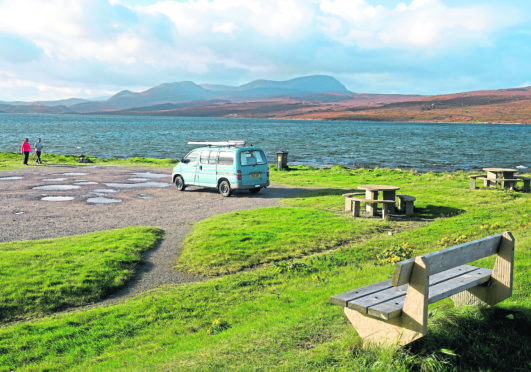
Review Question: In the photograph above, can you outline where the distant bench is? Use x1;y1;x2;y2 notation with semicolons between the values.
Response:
469;174;530;192
330;232;515;346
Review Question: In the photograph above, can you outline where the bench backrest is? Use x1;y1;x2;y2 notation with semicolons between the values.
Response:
392;232;510;286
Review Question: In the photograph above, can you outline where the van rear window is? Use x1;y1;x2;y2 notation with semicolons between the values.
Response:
240;150;267;166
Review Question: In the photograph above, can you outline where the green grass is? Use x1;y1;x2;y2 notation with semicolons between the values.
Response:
0;152;177;170
0;227;163;322
0;167;530;371
176;207;398;276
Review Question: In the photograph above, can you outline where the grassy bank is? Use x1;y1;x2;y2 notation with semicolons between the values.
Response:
0;227;163;322
0;152;177;170
0;167;530;371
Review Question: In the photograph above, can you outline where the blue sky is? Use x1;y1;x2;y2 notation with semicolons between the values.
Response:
0;0;530;101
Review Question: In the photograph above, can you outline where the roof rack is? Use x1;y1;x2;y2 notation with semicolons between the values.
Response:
187;140;246;148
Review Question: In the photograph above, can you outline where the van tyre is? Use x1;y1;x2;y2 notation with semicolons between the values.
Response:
219;180;232;197
249;187;261;194
174;175;186;191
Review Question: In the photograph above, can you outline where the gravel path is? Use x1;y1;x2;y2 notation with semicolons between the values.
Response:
0;164;306;306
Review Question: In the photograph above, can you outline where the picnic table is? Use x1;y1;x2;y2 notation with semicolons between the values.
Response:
483;168;518;190
357;185;400;215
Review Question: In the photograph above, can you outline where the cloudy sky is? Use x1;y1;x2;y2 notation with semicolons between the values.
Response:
0;0;530;101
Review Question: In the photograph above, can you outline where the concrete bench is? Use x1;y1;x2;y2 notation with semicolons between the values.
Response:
350;198;395;219
396;194;416;216
342;192;365;212
516;176;530;192
469;174;486;190
330;232;515;347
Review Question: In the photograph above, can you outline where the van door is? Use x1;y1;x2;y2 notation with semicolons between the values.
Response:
197;150;218;186
239;149;269;186
180;149;200;185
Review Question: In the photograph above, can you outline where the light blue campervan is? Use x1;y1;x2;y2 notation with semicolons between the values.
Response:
172;140;270;197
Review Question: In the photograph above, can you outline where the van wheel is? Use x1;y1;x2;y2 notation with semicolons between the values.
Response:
174;175;186;191
249;187;261;194
219;180;232;197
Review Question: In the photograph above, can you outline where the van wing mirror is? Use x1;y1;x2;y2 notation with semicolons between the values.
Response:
181;158;190;164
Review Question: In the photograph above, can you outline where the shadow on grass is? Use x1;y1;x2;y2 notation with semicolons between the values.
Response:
414;204;465;220
407;306;531;371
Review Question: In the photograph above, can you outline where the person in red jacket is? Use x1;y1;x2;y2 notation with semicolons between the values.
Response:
21;138;32;165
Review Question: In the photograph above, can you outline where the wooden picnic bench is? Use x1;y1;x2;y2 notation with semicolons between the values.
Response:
396;194;416;216
330;232;515;346
350;198;395;219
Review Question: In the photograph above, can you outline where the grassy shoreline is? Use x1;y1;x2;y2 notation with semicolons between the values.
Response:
0;164;530;370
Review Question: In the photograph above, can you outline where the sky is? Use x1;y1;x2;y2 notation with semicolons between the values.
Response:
0;0;530;101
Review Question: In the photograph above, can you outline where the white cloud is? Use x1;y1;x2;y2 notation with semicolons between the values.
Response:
317;0;511;49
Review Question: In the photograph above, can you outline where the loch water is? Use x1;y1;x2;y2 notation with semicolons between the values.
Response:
1;113;530;172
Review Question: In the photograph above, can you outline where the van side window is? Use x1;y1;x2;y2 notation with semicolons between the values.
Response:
218;151;234;165
200;150;210;164
208;151;219;165
240;150;267;166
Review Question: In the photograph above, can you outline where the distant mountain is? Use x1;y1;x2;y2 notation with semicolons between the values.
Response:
2;76;530;123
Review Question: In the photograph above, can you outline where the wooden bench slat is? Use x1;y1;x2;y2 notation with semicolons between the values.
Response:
392;233;502;286
368;267;492;320
329;279;392;307
347;265;478;314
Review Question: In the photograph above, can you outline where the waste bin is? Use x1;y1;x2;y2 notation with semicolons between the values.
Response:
276;150;289;170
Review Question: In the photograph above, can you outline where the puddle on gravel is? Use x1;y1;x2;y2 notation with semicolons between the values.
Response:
74;181;98;185
62;172;88;176
41;196;76;201
13;210;25;215
131;172;168;179
128;178;148;181
33;184;81;191
0;176;23;180
86;197;122;204
103;182;170;188
92;189;117;193
137;193;154;199
43;178;68;181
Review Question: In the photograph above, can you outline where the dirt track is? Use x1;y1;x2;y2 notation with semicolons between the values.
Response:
0;164;306;301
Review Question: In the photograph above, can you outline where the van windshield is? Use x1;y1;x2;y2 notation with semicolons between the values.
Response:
240;150;267;166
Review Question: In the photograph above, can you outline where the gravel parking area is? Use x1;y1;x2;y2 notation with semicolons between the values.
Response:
0;164;306;304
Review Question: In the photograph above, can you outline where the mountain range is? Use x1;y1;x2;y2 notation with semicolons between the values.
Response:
1;75;530;123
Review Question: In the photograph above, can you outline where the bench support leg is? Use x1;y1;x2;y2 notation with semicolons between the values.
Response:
404;201;414;217
381;203;389;219
366;202;378;217
343;309;424;347
470;178;477;190
345;198;353;212
382;191;396;214
452;232;515;307
344;257;430;347
352;201;361;217
522;180;530;193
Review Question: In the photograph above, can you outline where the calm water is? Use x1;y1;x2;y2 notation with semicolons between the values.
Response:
1;113;530;171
